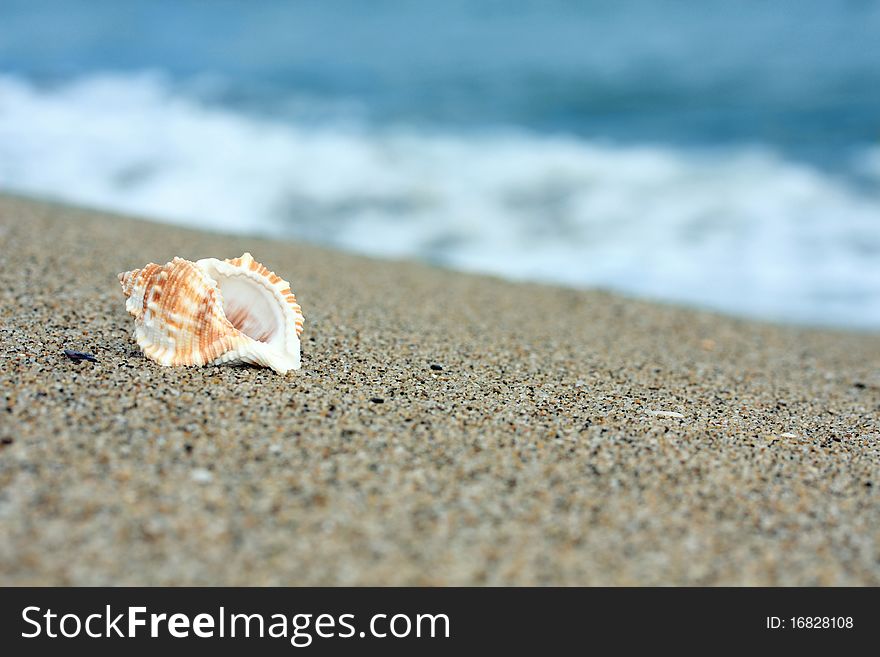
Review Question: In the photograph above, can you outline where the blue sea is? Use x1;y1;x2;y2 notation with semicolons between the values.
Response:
1;0;879;328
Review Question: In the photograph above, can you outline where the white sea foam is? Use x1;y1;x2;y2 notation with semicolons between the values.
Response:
1;73;878;328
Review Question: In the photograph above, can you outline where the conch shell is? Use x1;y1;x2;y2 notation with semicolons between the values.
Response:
118;252;304;374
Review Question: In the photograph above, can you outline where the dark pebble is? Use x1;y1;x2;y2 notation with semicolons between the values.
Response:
63;350;98;363
430;363;443;371
370;397;384;404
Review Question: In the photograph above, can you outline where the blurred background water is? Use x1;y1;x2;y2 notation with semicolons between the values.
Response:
1;0;879;327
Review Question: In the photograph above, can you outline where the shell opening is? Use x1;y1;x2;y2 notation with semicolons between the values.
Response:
216;277;282;345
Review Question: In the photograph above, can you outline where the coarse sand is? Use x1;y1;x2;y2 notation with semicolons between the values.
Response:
1;193;878;585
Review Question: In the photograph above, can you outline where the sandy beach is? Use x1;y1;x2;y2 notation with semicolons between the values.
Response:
0;192;878;585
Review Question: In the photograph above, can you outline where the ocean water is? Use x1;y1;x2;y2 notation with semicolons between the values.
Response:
1;1;879;328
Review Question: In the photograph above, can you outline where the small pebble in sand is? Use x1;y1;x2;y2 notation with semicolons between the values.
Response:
190;468;213;483
63;349;97;363
647;409;685;418
430;363;443;371
778;432;799;438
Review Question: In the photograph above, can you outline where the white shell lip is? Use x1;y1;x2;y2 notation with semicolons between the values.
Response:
196;252;304;374
118;252;304;375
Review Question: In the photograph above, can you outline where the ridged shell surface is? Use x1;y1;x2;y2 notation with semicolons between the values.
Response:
118;253;304;374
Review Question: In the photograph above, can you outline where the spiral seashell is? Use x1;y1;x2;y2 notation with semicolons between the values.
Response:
118;253;304;374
